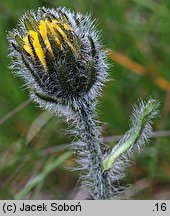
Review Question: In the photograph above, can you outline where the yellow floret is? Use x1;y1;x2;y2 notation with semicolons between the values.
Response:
52;20;77;55
29;30;46;69
23;18;77;70
45;19;61;47
62;23;71;30
23;36;34;58
39;20;55;58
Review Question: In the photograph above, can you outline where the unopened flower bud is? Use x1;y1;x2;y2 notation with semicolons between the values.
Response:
8;7;108;107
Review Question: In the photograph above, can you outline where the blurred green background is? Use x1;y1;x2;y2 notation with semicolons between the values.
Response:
0;0;170;199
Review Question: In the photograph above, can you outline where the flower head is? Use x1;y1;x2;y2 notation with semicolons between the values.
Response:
8;7;108;110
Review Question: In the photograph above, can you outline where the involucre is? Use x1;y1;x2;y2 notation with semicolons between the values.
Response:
7;7;108;112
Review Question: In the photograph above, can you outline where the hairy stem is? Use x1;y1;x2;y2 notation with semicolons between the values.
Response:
103;131;140;171
72;98;112;199
103;98;159;172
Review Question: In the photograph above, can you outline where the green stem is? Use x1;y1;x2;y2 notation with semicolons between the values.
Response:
73;99;112;199
103;99;158;171
103;130;140;171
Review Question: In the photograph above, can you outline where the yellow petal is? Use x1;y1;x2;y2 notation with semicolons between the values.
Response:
45;19;61;47
29;30;46;69
23;36;34;58
52;21;77;54
39;20;55;58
